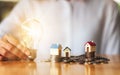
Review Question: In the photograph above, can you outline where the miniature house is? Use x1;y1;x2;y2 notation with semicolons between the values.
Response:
50;44;62;56
50;44;62;62
63;47;71;58
85;41;96;59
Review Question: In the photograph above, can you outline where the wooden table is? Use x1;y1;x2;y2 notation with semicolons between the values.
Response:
0;55;120;75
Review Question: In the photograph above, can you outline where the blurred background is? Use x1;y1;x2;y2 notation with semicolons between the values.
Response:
0;0;120;42
0;0;120;22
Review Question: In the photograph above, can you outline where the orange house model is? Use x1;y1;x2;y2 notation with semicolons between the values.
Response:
63;47;71;58
85;41;96;60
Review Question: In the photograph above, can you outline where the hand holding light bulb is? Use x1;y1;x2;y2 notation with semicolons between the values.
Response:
20;18;43;60
0;18;43;61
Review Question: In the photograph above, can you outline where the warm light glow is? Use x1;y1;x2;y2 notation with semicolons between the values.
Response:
22;18;42;33
20;18;43;49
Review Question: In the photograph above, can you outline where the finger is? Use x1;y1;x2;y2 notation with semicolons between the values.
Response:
0;47;18;60
17;44;30;56
0;54;8;61
0;54;4;61
0;39;13;50
8;47;28;60
3;34;19;45
3;34;30;58
2;36;20;60
0;56;6;61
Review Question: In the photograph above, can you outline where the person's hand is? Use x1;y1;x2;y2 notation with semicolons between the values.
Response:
0;34;30;61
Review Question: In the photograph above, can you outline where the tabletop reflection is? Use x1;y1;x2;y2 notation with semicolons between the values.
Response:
85;65;95;75
0;61;36;75
50;62;61;75
0;55;120;75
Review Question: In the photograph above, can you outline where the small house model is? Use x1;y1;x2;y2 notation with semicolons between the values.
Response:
63;47;71;58
50;44;62;62
85;41;96;60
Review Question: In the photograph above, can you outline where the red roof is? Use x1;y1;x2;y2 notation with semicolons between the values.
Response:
85;41;96;46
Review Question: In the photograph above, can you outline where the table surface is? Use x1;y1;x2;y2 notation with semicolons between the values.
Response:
0;55;120;75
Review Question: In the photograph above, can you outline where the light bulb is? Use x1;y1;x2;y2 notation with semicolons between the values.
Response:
20;18;43;49
20;18;43;60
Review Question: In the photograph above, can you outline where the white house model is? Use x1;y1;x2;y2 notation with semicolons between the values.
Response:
50;44;62;56
63;47;71;58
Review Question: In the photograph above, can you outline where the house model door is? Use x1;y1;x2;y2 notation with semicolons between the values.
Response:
87;47;89;52
65;52;69;58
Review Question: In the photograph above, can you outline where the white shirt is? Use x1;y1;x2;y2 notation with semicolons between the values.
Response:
0;0;120;60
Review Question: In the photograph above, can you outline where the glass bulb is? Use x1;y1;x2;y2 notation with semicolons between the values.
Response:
20;18;43;49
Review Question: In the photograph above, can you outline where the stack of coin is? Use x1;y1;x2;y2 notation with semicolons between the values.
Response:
50;55;61;62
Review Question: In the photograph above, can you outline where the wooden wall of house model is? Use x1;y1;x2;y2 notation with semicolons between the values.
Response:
50;44;62;62
63;47;71;58
85;41;96;60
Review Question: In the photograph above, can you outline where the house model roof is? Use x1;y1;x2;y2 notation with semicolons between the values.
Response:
85;41;96;46
63;47;71;51
50;44;62;49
